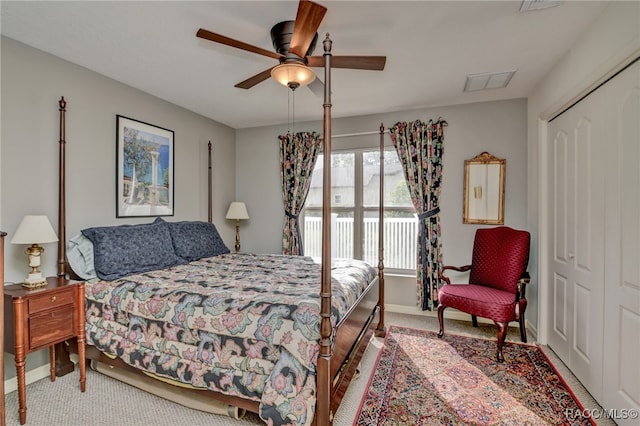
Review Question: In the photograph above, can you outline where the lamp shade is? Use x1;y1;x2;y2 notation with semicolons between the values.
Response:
11;215;58;244
271;63;316;89
226;202;249;220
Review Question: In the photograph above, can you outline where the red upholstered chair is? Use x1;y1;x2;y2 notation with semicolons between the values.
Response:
437;226;531;362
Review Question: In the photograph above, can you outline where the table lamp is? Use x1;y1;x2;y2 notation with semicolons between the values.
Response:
11;215;58;288
225;202;249;252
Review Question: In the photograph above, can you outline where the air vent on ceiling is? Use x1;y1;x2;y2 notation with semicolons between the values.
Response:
520;0;562;13
463;71;516;92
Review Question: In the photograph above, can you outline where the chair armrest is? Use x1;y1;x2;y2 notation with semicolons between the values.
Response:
515;272;531;301
439;264;471;285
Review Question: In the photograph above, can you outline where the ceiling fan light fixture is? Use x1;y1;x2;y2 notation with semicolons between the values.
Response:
271;63;316;89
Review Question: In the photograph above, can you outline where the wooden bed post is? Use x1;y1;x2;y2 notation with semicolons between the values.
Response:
376;124;386;337
208;141;212;223
57;97;67;277
316;32;333;426
55;96;75;376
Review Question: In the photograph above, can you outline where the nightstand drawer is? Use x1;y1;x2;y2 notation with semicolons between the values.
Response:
29;308;75;349
28;290;75;314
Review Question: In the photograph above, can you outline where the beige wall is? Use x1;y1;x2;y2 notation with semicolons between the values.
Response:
235;98;529;309
527;1;640;343
1;37;237;380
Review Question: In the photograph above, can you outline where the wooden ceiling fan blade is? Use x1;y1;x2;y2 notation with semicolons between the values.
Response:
234;67;275;89
197;28;283;60
307;55;387;70
289;0;327;58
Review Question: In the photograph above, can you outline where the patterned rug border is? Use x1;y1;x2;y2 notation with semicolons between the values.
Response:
532;338;596;426
354;325;595;426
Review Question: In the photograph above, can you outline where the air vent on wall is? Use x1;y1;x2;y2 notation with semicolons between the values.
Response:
520;0;562;13
463;71;516;92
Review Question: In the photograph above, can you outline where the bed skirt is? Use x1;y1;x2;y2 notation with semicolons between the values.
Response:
92;360;246;419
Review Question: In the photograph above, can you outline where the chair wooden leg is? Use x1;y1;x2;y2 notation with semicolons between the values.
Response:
495;322;508;363
471;315;478;327
519;311;527;343
437;305;447;338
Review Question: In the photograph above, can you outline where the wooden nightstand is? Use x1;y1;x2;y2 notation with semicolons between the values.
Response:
3;277;86;425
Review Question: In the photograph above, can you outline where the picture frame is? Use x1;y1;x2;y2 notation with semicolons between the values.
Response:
116;115;174;218
463;151;505;224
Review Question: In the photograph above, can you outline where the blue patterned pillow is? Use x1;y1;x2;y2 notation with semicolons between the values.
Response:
81;218;187;281
164;219;230;261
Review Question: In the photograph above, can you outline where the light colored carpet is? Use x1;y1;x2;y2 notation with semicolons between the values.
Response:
4;312;612;426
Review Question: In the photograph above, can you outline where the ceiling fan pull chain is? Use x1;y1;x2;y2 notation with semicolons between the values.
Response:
287;87;291;134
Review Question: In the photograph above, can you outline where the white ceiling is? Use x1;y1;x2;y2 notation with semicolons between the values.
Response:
1;1;608;129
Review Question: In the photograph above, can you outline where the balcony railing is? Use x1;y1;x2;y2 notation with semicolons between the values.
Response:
303;216;418;270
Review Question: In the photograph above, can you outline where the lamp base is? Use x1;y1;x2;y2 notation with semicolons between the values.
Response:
22;273;48;289
235;221;241;253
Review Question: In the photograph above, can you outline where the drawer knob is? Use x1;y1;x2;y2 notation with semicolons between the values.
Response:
51;296;56;303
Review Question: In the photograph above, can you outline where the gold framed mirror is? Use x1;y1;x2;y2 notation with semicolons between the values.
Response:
463;152;505;224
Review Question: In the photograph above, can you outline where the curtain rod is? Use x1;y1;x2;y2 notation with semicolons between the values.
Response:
332;130;388;139
331;119;448;139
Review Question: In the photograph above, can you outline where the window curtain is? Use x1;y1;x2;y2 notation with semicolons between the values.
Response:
279;131;322;255
389;119;446;310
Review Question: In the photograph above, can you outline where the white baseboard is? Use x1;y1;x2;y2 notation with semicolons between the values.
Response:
4;354;79;394
4;364;52;394
384;303;520;328
525;318;538;342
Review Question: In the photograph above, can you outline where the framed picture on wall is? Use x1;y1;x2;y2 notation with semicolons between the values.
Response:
463;151;505;224
116;115;174;218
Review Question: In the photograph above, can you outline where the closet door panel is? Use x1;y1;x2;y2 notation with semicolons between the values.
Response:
569;104;604;398
603;61;640;424
553;130;569;265
548;90;605;402
573;282;592;361
549;129;572;362
574;118;593;273
552;273;569;359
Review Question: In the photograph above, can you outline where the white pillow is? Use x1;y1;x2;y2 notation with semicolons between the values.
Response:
67;233;97;280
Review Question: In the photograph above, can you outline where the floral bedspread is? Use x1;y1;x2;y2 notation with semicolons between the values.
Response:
85;253;376;425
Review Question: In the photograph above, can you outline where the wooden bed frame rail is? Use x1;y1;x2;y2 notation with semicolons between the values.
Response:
57;33;385;426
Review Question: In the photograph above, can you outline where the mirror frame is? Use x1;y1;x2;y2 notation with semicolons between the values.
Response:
463;151;505;224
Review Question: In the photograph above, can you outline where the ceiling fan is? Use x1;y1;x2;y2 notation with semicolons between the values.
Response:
196;0;386;93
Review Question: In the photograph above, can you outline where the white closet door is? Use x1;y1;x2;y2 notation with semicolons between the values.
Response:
603;60;640;425
547;79;606;402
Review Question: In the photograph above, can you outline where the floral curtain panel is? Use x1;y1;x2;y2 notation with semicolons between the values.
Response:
389;119;446;310
279;131;322;255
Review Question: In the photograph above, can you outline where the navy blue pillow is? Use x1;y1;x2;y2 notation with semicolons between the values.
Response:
164;219;230;261
81;218;187;281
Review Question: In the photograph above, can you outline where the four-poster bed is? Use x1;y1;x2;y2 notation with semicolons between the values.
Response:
55;34;386;425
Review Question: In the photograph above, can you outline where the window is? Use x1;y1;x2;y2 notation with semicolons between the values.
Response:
303;148;418;272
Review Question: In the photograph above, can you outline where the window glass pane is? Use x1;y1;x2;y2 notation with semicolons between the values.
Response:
363;210;418;270
305;155;323;208
306;153;355;208
303;209;322;258
303;150;416;271
334;211;354;259
363;150;413;208
303;209;354;259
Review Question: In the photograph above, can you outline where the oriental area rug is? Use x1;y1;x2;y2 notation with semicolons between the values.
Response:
354;326;595;426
